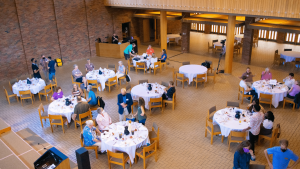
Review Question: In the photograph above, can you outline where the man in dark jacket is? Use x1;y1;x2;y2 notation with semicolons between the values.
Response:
117;88;133;121
163;81;176;101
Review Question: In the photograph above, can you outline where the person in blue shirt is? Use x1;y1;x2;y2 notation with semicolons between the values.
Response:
233;140;256;169
158;49;167;62
265;139;299;169
47;57;56;83
87;85;97;106
123;43;136;60
82;120;102;152
117;88;133;121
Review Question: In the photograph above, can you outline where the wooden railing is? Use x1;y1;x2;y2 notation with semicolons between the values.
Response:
104;0;300;19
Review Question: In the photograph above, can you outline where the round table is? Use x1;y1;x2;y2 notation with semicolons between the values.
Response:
132;56;157;69
213;42;227;51
179;65;208;84
280;51;300;62
213;107;250;137
86;69;116;91
48;96;86;123
235;34;244;42
12;78;46;96
100;121;150;163
167;34;181;44
131;83;166;109
252;80;288;108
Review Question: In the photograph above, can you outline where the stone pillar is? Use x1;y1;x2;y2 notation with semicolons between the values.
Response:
181;12;190;53
205;24;211;34
277;32;285;43
160;10;167;52
241;17;255;65
225;16;236;74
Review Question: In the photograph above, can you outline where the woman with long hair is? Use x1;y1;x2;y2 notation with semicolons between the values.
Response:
72;84;83;97
51;86;64;101
134;97;147;125
158;49;167;62
233;140;256;169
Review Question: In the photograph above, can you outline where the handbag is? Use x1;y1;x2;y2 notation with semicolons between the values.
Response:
99;70;102;75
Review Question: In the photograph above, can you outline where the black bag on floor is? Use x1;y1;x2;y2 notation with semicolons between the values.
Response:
201;61;210;68
97;96;105;109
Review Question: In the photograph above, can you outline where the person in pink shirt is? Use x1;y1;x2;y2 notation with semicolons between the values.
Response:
96;108;112;131
261;67;272;80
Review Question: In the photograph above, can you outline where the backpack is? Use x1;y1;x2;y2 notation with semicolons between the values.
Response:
97;96;105;108
201;61;210;68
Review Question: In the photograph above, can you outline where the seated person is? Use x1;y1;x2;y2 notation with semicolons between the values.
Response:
112;33;119;44
72;64;87;89
96;108;112;131
240;67;255;87
72;96;90;124
82;120;102;152
72;84;83;97
260;111;275;135
247;99;265;113
283;73;295;89
87;85;97;106
287;80;300;99
51;87;64;101
158;49;167;62
116;61;125;78
240;76;258;101
163;81;176;101
261;67;272;80
146;45;154;56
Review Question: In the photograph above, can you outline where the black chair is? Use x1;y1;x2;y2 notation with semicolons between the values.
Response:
284;49;292;51
212;39;218;43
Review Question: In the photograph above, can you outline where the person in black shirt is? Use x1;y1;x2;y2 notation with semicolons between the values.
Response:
47;57;56;83
112;33;119;44
31;58;41;78
163;81;176;101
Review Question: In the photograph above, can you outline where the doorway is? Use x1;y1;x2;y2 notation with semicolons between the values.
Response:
122;22;130;39
142;19;156;43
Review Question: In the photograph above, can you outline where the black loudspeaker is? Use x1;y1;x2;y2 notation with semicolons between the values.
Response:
76;147;91;169
130;39;138;54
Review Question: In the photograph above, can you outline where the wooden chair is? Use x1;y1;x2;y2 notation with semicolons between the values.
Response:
80;132;98;159
253;38;258;47
283;97;295;110
107;150;131;169
149;97;163;115
19;90;34;106
107;64;116;72
161;81;169;88
38;103;49;128
168;38;176;47
74;110;93;131
87;79;101;95
135;141;158;169
163;92;176;110
292;58;300;70
259;93;273;108
149;122;160;148
38;84;53;101
49;115;69;133
258;124;280;147
151;62;161;75
207;106;216;121
3;86;18;104
284;49;292;51
176;73;188;89
136;62;146;74
233;44;241;54
208;42;214;53
128;59;135;73
214;46;223;54
169;66;178;82
118;69;128;85
9;78;18;91
182;61;190;65
228;131;247;151
139;79;149;84
51;76;58;89
226;101;240;108
193;74;206;88
205;60;213;73
71;75;81;86
212;39;218;44
160;60;167;70
207;68;216;84
272;52;285;66
205;117;223;145
238;86;253;104
105;76;117;92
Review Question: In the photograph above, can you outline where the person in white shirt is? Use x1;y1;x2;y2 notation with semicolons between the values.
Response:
283;73;295;89
240;76;258;101
96;108;112;131
260;111;274;135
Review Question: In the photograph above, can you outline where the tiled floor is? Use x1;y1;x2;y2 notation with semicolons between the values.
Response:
1;37;300;169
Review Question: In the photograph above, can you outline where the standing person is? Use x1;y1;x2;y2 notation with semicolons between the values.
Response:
261;67;272;80
47;57;56;83
123;43;136;60
240;67;256;87
112;33;119;44
242;104;264;154
72;96;90;123
158;49;167;62
96;108;112;131
240;76;258;101
283;73;295;89
116;61;125;78
31;58;41;78
82;120;102;152
133;97;147;125
86;85;97;106
264;139;299;169
72;64;87;89
287;80;300;99
233;140;256;169
117;88;133;121
146;45;155;56
85;59;94;73
40;55;49;82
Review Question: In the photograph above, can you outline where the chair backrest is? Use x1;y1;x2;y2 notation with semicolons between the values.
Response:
231;131;247;139
107;150;125;164
143;140;157;156
227;101;240;108
44;84;52;91
169;38;175;42
38;103;44;117
272;123;280;139
150;97;162;103
284;49;292;51
260;93;272;100
126;84;131;91
196;74;206;79
215;46;222;50
3;86;8;97
79;110;92;121
212;39;218;43
182;61;190;65
208;106;216;115
176;73;184;78
161;81;169;87
87;79;98;85
108;76;117;82
19;90;31;96
71;75;75;82
49;115;63;125
153;122;159;133
295;58;300;62
154;62;160;68
80;133;84;147
139;79;149;84
108;64;116;69
239;86;245;95
172;92;176;101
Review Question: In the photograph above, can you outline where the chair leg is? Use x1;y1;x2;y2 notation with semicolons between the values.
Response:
221;136;224;143
143;158;146;169
75;121;77;129
50;125;53;133
62;125;65;133
292;103;295;110
21;99;23;106
210;134;213;144
205;129;207;137
172;103;175;110
182;81;184;89
283;100;285;109
241;97;244;104
135;155;137;164
228;142;231;151
95;147;98;159
40;118;44;128
80;124;83;131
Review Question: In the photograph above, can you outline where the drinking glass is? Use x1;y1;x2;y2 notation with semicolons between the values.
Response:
119;133;122;139
131;131;134;135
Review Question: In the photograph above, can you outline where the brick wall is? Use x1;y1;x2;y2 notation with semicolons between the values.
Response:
167;20;182;34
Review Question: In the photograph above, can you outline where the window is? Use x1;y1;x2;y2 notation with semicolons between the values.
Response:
297;34;300;43
286;33;295;42
198;24;205;31
242;25;245;34
235;27;241;35
191;23;197;30
268;31;277;40
211;25;218;33
258;29;267;39
219;26;226;34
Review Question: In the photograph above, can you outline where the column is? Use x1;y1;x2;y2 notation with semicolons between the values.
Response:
160;10;167;52
224;16;236;74
143;19;150;42
181;12;191;53
241;17;255;65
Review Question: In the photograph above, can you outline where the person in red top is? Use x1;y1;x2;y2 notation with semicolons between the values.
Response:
146;45;154;56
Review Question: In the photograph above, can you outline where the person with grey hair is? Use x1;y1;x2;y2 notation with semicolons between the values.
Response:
116;61;125;78
82;120;102;152
117;88;133;121
96;108;112;131
87;85;97;106
72;64;87;89
261;67;272;80
40;54;49;82
85;58;94;73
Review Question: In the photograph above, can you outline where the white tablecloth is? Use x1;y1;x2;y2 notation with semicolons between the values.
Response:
167;34;181;43
280;51;300;62
213;42;227;51
235;34;244;42
48;96;86;123
213;108;250;137
131;83;165;109
132;55;157;69
86;68;116;91
252;80;288;108
179;65;208;84
12;78;46;96
101;121;150;163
